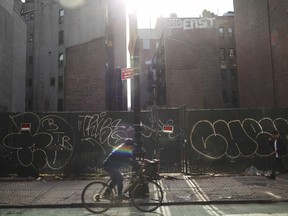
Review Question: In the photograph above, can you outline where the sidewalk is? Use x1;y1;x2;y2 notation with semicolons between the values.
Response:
1;173;288;208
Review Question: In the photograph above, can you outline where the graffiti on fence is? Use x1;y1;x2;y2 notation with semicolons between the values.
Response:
142;107;182;141
78;112;133;153
2;113;75;170
0;144;12;163
0;106;8;112
0;125;12;163
190;117;288;159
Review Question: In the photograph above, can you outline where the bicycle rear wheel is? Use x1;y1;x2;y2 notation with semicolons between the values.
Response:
131;179;163;212
81;181;113;214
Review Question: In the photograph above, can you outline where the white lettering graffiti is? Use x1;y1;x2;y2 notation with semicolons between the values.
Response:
78;112;130;152
165;18;215;30
2;113;75;170
190;117;288;159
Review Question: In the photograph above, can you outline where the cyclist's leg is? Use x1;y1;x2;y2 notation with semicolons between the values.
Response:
132;179;163;212
106;167;123;195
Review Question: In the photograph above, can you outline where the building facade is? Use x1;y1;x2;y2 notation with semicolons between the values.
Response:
0;0;26;112
20;0;127;112
234;0;288;108
151;12;238;109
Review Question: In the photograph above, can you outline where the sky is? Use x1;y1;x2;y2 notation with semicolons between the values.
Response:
20;0;234;28
126;0;234;28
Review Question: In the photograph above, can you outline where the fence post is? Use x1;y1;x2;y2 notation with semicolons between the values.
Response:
180;104;188;174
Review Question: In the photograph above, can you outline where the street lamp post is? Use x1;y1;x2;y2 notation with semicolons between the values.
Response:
128;12;146;159
131;55;146;160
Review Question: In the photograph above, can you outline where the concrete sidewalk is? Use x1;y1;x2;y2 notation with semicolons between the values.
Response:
0;173;288;208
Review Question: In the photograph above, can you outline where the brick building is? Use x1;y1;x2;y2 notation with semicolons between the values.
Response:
150;12;238;109
233;0;288;108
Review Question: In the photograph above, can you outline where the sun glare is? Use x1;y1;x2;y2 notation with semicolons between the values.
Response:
58;0;85;9
126;0;234;28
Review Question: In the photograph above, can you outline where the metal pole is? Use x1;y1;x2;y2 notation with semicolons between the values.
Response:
132;55;146;159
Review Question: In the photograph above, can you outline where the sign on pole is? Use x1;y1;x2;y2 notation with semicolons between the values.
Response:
121;68;134;80
163;125;174;133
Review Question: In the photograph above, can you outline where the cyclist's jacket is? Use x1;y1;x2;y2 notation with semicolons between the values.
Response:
103;143;137;168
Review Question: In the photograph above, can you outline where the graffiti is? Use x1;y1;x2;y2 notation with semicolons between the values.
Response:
0;144;12;163
165;18;215;30
190;117;288;159
0;106;8;112
78;112;133;153
1;109;287;175
141;107;181;140
0;125;12;163
40;115;75;169
2;113;75;170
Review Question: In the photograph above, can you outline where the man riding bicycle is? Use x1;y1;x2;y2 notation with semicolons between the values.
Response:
103;138;138;199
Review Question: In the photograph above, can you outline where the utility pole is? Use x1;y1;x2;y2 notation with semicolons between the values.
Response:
128;13;146;159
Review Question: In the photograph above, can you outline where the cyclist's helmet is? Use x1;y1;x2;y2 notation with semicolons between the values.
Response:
124;138;135;146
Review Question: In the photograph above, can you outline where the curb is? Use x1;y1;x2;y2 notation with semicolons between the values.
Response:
1;199;288;209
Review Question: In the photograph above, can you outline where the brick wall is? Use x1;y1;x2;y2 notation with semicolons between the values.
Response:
164;17;235;109
64;38;106;111
233;0;288;108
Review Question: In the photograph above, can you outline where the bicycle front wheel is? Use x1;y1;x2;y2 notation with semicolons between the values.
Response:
131;179;163;212
81;181;113;214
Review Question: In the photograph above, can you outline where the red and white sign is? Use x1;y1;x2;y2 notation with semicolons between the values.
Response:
21;123;31;131
121;68;134;80
163;125;174;133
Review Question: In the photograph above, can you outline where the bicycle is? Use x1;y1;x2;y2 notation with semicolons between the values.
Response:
81;159;163;214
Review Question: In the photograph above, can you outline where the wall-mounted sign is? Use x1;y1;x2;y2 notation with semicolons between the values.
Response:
163;125;174;133
21;123;31;131
121;68;134;80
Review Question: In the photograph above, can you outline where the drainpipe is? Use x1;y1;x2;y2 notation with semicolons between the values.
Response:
266;0;277;108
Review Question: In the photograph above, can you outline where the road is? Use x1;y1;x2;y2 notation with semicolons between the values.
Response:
1;202;288;216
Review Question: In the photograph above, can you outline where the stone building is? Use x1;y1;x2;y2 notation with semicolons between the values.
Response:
0;0;26;112
21;0;127;112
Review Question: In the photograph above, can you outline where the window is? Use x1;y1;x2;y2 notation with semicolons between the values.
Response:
28;78;33;87
222;91;228;103
219;27;224;38
27;100;33;111
221;69;226;80
229;48;235;60
29;34;34;42
143;39;150;49
231;69;237;80
220;48;225;60
58;75;63;90
232;91;238;107
50;77;55;86
228;27;233;34
221;60;226;69
58;99;63;111
29;56;33;64
59;30;64;45
59;9;64;23
58;53;64;67
0;14;3;39
155;42;159;49
44;100;50;110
